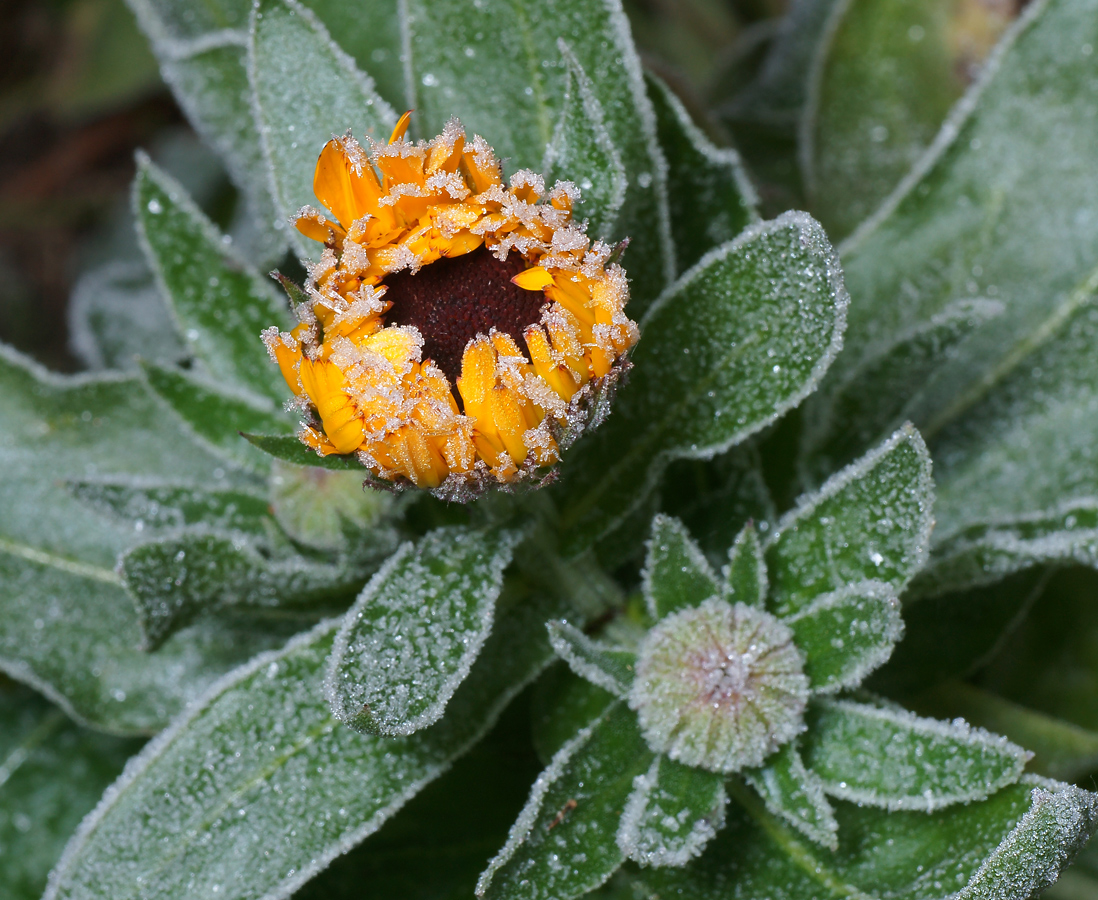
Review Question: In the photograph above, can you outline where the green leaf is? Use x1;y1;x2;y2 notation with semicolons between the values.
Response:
142;361;291;471
811;0;1098;572
67;479;272;537
645;71;757;274
477;701;653;900
134;156;290;403
785;580;903;693
642;514;722;620
0;346;283;733
530;665;617;765
917;682;1098;783
121;532;375;650
0;683;142;900
766;424;933;617
743;741;839;850
617;755;727;867
269;460;395;552
124;0;287;265
242;431;364;470
801;0;1010;240
249;0;396;259
325;527;520;735
543;42;626;241
43;589;563;900
401;0;673;311
803;697;1030;811
637;777;1098;900
723;522;767;609
556;212;847;557
546;620;636;697
802;298;1003;477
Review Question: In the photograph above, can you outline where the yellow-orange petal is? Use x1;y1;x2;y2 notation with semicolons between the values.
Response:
511;266;554;291
389;111;413;144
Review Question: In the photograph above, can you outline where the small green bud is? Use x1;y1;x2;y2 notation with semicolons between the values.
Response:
629;598;809;773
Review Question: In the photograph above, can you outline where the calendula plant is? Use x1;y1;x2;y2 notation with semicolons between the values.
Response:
3;0;1098;897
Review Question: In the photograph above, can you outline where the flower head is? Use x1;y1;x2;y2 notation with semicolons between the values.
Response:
629;597;809;774
263;113;638;499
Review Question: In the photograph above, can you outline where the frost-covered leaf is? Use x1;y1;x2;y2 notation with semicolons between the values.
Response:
43;589;562;900
121;532;375;650
68;261;183;372
68;479;272;537
616;755;726;868
766;424;933;617
325;527;519;736
269;460;394;552
723;522;766;609
637;777;1098;900
810;0;1098;580
530;665;617;765
0;346;283;733
915;499;1098;598
242;431;363;470
135;157;290;403
249;0;396;259
645;71;757;274
476;701;653;900
803;697;1030;811
142;361;291;470
547;620;636;697
543;42;626;241
124;0;286;265
303;0;404;109
802;0;1012;239
0;683;142;900
743;741;838;850
642;514;721;620
785;580;903;693
803;298;1003;476
556;213;847;557
401;0;673;311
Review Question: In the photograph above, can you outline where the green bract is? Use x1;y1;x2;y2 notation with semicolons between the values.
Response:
2;0;1098;897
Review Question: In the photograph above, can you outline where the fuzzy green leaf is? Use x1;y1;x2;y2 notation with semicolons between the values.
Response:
723;522;767;609
67;479;272;537
0;684;142;900
810;0;1098;583
142;361;291;470
530;666;617;766
43;589;562;900
557;212;847;557
766;425;934;617
477;701;653;900
401;0;673;312
802;0;1005;239
786;580;904;693
803;298;1003;477
546;620;636;697
638;777;1098;900
642;514;722;620
325;527;520;735
646;71;757;274
121;532;376;650
543;42;626;241
617;755;727;867
743;741;839;851
249;0;396;260
0;346;282;733
803;697;1030;811
134;157;290;403
242;432;363;470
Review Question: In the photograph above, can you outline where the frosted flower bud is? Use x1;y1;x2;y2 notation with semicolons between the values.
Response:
629;597;809;774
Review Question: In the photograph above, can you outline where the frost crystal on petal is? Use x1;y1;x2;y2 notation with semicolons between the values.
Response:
629;598;809;773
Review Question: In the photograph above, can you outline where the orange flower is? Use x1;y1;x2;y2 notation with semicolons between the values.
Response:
263;113;638;500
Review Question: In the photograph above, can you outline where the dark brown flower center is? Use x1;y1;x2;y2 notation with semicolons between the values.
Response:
383;246;546;383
